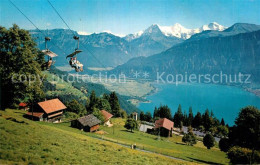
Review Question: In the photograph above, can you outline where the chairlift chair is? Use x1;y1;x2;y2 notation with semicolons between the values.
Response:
66;35;84;72
41;37;58;70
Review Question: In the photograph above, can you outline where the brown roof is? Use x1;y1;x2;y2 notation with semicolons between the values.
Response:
101;110;113;121
155;118;174;131
19;102;28;107
26;112;44;118
38;98;66;114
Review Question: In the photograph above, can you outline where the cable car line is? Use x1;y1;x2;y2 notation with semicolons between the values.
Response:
46;0;137;98
8;0;67;57
46;0;115;70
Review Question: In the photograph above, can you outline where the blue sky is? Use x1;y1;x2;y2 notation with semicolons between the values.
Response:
1;0;260;36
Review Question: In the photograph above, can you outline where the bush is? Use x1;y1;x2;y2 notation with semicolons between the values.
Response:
219;138;230;152
182;126;197;146
227;146;260;164
120;109;127;119
182;133;197;146
64;112;79;120
203;134;215;149
92;108;105;123
124;118;138;132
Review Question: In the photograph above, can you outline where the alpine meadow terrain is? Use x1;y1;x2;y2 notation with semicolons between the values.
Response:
0;109;229;164
0;109;193;165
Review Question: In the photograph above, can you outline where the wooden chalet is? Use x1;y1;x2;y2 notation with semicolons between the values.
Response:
71;114;101;132
26;98;66;122
154;118;174;137
101;110;113;126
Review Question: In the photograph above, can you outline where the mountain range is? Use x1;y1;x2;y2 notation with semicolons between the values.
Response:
30;22;228;68
124;22;226;41
30;22;260;69
112;25;260;83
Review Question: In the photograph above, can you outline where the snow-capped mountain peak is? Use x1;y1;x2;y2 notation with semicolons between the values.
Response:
200;22;226;31
124;22;227;41
158;23;191;38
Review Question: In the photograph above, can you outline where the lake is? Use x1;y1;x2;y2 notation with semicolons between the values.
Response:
138;83;260;125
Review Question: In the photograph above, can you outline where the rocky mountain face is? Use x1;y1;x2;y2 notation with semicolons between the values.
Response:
112;29;260;83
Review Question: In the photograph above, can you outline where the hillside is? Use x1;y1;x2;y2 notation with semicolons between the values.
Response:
45;66;140;113
0;109;189;165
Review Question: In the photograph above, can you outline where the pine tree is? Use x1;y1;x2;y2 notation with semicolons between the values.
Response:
192;112;202;129
158;105;172;119
153;106;158;119
188;107;193;126
145;112;152;122
202;109;213;131
173;104;183;128
183;110;188;126
140;111;145;121
109;92;121;117
220;118;225;126
88;91;98;114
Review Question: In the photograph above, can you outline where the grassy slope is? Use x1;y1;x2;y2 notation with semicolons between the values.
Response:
44;71;88;102
0;110;189;165
39;118;229;164
47;67;140;113
99;118;229;164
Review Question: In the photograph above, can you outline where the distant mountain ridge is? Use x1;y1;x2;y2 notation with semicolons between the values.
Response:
112;29;260;83
188;23;260;41
30;23;260;68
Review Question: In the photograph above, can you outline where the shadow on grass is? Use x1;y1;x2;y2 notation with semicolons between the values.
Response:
6;117;28;124
187;157;223;165
175;142;186;145
120;130;134;133
14;111;25;114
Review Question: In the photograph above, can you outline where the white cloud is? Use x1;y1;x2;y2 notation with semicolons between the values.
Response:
77;31;91;35
46;22;51;27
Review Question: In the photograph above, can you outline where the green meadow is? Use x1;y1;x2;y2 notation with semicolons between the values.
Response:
40;118;229;164
0;109;192;165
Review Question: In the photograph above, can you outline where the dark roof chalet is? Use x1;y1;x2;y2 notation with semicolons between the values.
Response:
77;114;101;127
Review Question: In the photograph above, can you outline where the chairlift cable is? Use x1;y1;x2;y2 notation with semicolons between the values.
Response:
46;0;136;97
8;0;67;56
47;0;77;37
